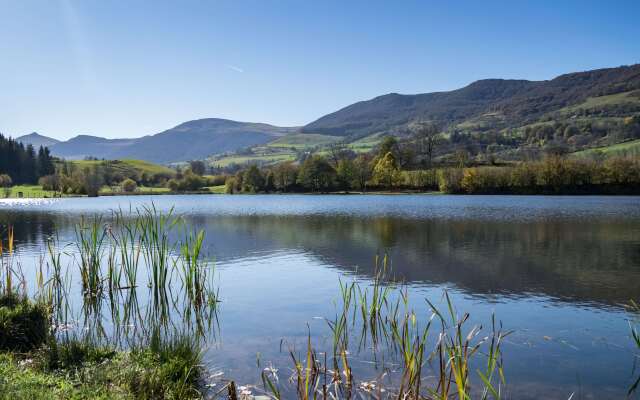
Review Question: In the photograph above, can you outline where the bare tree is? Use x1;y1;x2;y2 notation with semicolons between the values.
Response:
412;122;441;168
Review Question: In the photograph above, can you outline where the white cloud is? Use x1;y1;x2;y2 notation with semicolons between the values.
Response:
225;64;244;73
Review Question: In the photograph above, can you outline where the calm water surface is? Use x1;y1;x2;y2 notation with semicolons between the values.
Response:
1;195;640;399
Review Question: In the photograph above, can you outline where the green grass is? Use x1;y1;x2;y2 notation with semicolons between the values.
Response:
1;185;174;199
457;111;506;131
267;133;342;149
210;152;296;167
348;132;385;152
573;138;640;158
2;185;58;199
0;291;205;399
205;185;226;194
210;133;345;168
99;185;171;194
0;346;203;400
0;352;130;400
70;159;175;177
557;90;640;115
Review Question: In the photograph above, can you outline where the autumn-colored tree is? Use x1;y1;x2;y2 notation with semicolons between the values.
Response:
372;152;401;189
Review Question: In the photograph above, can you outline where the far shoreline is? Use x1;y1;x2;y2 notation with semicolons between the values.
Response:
6;189;640;201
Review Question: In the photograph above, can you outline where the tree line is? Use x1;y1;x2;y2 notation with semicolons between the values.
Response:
0;133;55;185
221;128;640;195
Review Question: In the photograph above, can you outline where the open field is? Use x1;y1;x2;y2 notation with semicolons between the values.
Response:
574;138;640;158
205;185;226;193
69;159;175;177
556;90;640;115
267;133;342;149
209;133;343;168
348;132;384;152
209;152;296;167
2;185;58;198
1;185;225;199
98;185;171;195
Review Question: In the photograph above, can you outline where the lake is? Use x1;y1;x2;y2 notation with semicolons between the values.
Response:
1;194;639;399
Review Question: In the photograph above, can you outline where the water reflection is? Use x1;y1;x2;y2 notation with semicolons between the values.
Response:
1;195;640;398
8;211;637;308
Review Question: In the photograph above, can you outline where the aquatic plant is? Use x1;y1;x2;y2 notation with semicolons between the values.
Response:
75;216;108;297
258;269;510;400
0;226;25;297
137;205;176;301
629;300;640;396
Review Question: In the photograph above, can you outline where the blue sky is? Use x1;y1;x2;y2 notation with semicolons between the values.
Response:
1;0;639;140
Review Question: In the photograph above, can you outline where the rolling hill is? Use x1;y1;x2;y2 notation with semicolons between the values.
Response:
301;64;640;139
14;64;640;166
69;159;176;178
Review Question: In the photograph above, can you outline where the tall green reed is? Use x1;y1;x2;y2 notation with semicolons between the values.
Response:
137;205;176;301
75;216;107;297
261;268;510;400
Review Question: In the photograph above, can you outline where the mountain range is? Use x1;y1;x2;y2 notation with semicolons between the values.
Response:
15;63;640;164
18;119;296;164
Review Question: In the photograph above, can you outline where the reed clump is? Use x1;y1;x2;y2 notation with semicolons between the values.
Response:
258;258;510;400
0;210;216;400
71;206;218;310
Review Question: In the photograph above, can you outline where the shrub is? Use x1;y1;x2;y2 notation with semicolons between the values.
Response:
461;167;511;194
205;174;226;186
167;179;179;192
182;172;205;191
603;157;640;184
0;174;12;188
402;170;438;190
224;177;236;194
38;174;61;191
437;168;464;193
0;294;49;352
0;174;12;198
510;162;537;189
121;178;137;193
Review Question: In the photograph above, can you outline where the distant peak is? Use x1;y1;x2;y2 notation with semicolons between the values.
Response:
16;132;60;145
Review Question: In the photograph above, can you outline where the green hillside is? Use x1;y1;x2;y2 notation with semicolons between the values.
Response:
209;152;296;168
209;133;341;168
267;133;341;149
574;139;640;158
69;159;175;177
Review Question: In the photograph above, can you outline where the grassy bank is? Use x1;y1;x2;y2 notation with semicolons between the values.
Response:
0;334;203;399
1;185;60;199
0;185;229;199
0;209;214;398
0;341;202;400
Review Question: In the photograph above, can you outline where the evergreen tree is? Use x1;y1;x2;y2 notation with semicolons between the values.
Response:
0;134;54;184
